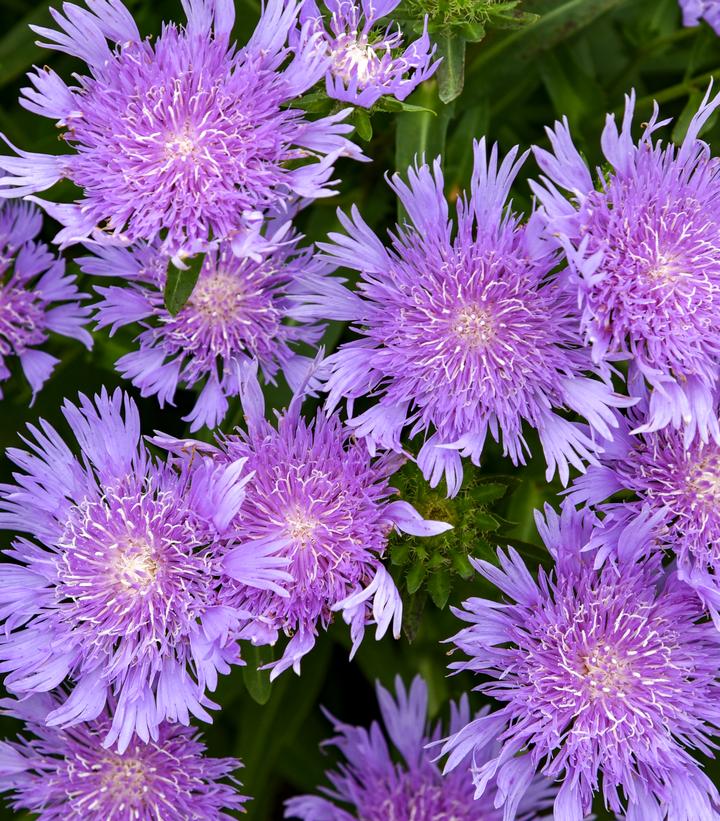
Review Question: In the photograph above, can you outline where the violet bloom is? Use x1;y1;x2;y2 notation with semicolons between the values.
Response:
0;694;246;819
532;87;720;444
86;230;331;431
299;0;438;108
308;140;629;496
163;362;450;679
0;0;361;255
567;398;720;629
679;0;720;34
0;201;90;399
0;389;290;751
285;675;555;820
442;504;720;821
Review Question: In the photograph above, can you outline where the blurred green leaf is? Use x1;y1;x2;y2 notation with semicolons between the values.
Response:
242;644;273;706
436;32;467;103
164;255;202;315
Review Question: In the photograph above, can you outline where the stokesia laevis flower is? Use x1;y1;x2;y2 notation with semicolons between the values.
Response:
0;200;90;399
0;694;247;820
0;0;362;255
0;388;291;751
85;228;332;431
679;0;720;34
532;85;720;444
441;503;720;821
566;399;720;629
298;0;438;108
307;139;630;496
159;362;451;679
285;675;556;820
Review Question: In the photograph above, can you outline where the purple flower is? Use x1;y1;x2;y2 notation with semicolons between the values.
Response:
532;86;720;444
285;675;555;820
161;362;450;679
679;0;720;34
0;201;90;399
0;0;361;255
86;230;332;431
442;504;720;821
299;0;438;108
567;399;720;629
0;693;247;819
0;388;290;751
307;140;629;496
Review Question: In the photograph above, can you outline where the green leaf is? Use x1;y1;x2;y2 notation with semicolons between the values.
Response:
164;255;203;315
427;570;452;609
242;644;273;706
353;108;373;141
376;97;437;114
471;482;509;504
406;562;427;594
436;32;466;103
391;542;411;566
474;510;500;531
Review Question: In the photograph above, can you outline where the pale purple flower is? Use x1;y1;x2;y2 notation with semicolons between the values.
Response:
285;675;555;821
0;201;90;399
0;388;290;751
679;0;720;34
299;0;438;108
306;140;630;496
442;504;720;821
532;86;720;444
0;0;361;255
0;693;246;819
86;229;331;431
567;396;720;629
160;362;450;679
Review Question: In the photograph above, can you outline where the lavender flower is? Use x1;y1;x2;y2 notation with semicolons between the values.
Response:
0;388;290;751
679;0;720;34
161;362;450;679
0;0;361;255
285;675;555;820
0;693;246;819
442;504;720;820
0;201;90;399
299;0;438;108
86;230;331;431
307;140;629;496
567;399;720;629
532;86;720;443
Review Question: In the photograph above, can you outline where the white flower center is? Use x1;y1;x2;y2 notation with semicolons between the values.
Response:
580;643;634;700
101;755;148;805
188;271;244;320
452;304;496;346
165;131;197;160
114;537;159;593
333;39;379;84
285;509;320;546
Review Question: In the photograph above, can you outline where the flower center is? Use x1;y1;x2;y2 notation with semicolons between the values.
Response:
114;537;159;593
285;509;320;547
333;39;379;84
452;304;496;346
0;286;46;355
164;130;198;160
580;643;634;700
187;271;244;320
100;754;148;807
686;450;720;505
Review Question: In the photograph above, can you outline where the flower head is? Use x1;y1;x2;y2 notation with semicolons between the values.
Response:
285;675;555;820
679;0;720;34
0;0;360;255
567;403;720;629
87;229;332;430
442;504;720;820
162;362;450;678
299;0;438;108
308;140;629;495
0;694;246;820
532;86;720;443
0;388;290;750
0;201;90;399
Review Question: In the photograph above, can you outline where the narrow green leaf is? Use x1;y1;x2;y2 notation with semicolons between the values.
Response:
241;644;273;706
428;571;452;609
406;562;427;594
475;510;500;531
164;255;203;315
471;482;509;504
353;108;373;141
436;32;466;103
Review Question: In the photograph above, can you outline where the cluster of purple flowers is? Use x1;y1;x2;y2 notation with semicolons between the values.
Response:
0;0;720;816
